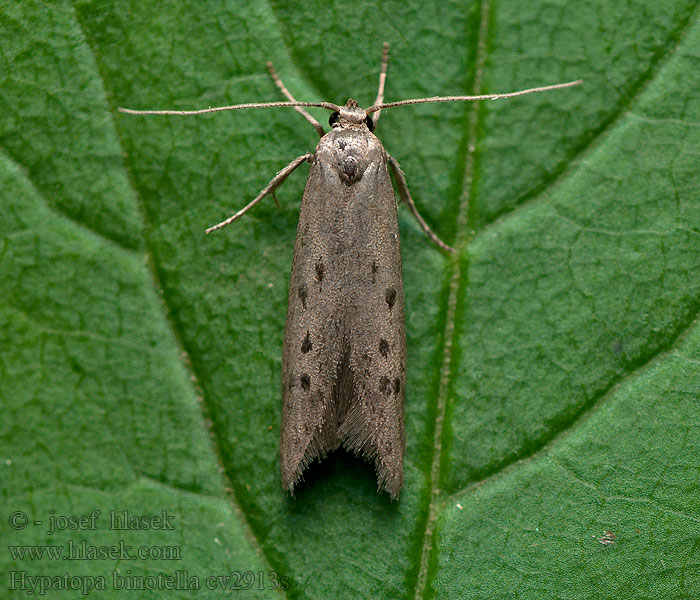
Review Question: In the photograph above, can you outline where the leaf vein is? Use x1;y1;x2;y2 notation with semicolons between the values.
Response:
476;0;700;237
443;308;700;505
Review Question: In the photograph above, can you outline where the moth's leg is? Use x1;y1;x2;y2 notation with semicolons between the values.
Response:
267;62;325;138
206;153;314;233
372;42;390;129
387;153;455;253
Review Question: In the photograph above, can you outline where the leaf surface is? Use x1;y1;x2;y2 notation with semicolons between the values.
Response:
1;1;699;598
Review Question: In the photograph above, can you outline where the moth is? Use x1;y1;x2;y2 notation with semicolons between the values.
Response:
120;44;580;499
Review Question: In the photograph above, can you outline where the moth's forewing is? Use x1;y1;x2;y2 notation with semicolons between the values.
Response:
280;127;406;498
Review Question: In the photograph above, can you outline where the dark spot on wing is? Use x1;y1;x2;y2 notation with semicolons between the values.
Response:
300;374;311;391
298;285;307;309
386;287;396;309
315;261;324;282
379;376;391;394
301;331;312;354
379;338;390;357
393;378;401;395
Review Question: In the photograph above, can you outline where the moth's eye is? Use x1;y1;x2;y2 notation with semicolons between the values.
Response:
365;115;375;132
329;112;340;127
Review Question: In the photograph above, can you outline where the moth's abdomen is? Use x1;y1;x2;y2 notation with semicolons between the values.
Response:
280;130;406;499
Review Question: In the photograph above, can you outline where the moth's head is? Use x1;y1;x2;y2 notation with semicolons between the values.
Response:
329;98;375;132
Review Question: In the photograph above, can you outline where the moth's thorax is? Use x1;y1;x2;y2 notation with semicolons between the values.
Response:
336;98;369;130
316;127;383;186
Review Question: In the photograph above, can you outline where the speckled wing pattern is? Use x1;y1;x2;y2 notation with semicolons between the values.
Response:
280;127;406;499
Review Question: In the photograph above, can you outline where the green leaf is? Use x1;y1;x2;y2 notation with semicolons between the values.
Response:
1;1;698;598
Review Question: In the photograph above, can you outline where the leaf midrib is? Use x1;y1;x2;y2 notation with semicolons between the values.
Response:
411;0;492;597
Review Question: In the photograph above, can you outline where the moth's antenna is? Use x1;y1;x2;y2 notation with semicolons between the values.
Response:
372;42;390;128
118;100;342;116
267;62;325;137
365;79;582;114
